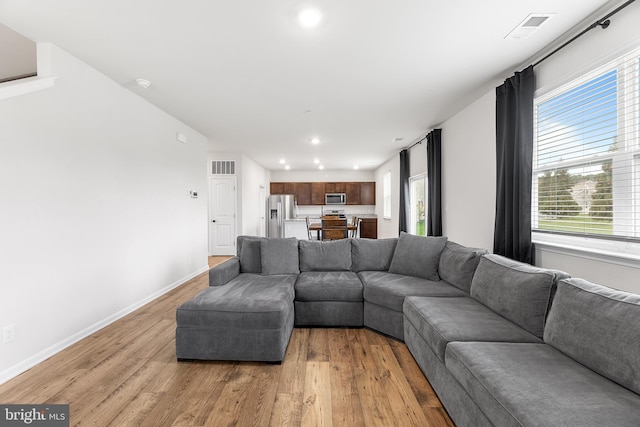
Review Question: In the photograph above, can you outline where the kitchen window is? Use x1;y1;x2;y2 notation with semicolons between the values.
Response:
532;45;640;258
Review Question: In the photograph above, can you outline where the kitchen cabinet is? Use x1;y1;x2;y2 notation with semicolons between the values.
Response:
325;182;346;193
295;183;312;205
359;217;378;239
346;183;361;205
311;183;325;205
360;182;376;205
271;181;376;206
270;183;284;194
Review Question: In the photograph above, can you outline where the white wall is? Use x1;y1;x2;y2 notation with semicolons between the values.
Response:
440;90;496;250
375;156;400;239
241;154;269;236
0;44;208;383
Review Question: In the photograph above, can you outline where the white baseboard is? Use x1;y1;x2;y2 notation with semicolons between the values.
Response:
0;264;209;385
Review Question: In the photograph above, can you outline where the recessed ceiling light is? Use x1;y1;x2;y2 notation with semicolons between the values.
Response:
313;158;320;164
136;78;151;89
311;137;320;145
285;165;291;170
298;7;322;28
279;158;286;164
318;165;324;170
353;165;359;170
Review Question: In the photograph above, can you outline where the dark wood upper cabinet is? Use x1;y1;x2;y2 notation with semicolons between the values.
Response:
270;181;375;205
325;182;346;193
283;183;296;194
270;182;284;194
346;183;361;205
360;182;376;205
311;182;325;205
295;183;312;205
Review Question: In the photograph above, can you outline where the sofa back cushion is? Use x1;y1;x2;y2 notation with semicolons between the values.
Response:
438;241;487;293
237;236;262;274
299;239;352;272
470;254;569;338
260;238;300;275
388;232;448;281
351;238;397;272
545;278;640;395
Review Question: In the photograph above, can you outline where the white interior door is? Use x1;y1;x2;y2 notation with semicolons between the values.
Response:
209;177;237;255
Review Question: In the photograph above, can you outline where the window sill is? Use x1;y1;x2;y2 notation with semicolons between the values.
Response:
0;75;57;100
532;232;640;269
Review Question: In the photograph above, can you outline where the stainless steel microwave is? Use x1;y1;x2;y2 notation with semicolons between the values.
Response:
325;193;346;205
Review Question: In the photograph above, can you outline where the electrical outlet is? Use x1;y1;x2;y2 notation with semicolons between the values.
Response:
3;324;15;344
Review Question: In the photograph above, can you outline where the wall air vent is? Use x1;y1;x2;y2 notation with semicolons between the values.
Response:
212;160;236;175
505;13;555;39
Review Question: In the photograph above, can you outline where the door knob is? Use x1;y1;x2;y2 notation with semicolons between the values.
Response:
212;219;216;222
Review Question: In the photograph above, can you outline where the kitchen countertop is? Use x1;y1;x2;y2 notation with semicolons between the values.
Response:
290;214;378;221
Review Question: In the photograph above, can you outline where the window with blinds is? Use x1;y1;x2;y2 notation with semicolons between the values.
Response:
532;46;640;241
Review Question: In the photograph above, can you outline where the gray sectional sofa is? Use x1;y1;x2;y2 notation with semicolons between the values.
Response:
175;232;640;426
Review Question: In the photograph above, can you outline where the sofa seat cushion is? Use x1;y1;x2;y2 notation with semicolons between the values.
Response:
445;342;640;427
403;296;540;363
295;271;363;302
177;273;296;329
360;271;466;312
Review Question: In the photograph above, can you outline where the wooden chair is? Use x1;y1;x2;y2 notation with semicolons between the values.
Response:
305;216;316;240
350;216;360;238
321;218;348;240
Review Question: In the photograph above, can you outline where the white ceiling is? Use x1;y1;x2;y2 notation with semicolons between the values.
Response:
0;0;614;171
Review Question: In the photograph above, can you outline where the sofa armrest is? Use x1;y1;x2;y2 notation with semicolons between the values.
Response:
209;257;240;286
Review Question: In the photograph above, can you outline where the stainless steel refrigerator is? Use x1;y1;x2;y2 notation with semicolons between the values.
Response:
267;194;296;238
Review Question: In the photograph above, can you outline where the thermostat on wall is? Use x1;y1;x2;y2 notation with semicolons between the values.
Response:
189;190;198;198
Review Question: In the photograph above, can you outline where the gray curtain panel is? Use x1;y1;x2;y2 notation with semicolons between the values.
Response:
427;129;442;236
399;149;410;233
494;65;535;264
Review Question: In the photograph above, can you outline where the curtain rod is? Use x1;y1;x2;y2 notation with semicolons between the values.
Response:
405;135;427;151
533;0;636;68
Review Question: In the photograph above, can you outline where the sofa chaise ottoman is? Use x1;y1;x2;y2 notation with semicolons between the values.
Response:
175;237;300;362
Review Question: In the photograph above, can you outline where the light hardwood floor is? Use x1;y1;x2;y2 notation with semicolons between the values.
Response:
0;256;454;426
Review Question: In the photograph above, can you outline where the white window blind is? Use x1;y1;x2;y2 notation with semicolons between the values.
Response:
532;46;640;241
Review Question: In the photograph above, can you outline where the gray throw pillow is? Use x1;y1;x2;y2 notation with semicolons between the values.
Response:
260;238;300;275
388;232;448;281
351;238;397;272
239;237;262;273
299;239;352;271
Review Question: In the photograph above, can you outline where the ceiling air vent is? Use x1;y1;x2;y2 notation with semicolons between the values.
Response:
505;13;555;39
212;160;236;175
